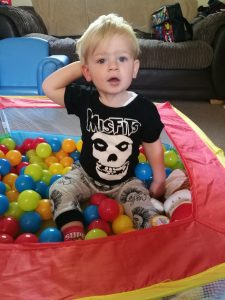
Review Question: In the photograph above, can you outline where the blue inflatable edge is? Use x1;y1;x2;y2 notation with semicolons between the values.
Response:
0;130;81;144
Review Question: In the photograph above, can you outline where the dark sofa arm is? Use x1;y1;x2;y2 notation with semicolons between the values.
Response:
0;5;47;39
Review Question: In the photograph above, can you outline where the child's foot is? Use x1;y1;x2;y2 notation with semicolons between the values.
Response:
62;226;85;241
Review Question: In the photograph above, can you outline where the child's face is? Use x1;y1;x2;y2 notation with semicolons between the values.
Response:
82;34;140;99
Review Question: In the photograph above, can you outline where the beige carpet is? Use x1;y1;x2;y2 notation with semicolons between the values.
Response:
169;100;225;152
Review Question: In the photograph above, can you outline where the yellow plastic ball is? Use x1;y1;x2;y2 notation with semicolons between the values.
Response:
49;163;64;175
112;215;134;234
76;140;83;152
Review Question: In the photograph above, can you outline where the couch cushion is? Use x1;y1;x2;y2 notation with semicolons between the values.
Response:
193;11;225;44
138;39;213;69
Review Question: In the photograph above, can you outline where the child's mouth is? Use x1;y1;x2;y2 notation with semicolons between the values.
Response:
108;77;120;85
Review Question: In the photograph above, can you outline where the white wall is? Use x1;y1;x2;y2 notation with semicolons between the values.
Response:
12;0;32;5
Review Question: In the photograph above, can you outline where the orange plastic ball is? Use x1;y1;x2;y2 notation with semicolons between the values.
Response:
3;173;18;189
62;139;76;153
36;199;53;221
60;156;74;167
6;189;19;202
55;149;68;161
0;150;5;158
5;150;22;166
45;155;58;167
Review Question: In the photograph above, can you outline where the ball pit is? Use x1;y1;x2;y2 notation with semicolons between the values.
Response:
0;133;187;244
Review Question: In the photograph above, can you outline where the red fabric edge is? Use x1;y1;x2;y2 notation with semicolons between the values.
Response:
1;101;225;299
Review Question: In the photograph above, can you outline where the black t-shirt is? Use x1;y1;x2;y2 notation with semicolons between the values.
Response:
65;84;164;185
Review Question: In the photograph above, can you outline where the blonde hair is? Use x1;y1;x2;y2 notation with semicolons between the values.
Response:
76;14;140;64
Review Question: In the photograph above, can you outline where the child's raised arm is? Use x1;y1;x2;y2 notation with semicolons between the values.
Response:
42;61;83;107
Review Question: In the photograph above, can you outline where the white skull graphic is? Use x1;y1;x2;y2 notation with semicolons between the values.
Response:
91;132;133;180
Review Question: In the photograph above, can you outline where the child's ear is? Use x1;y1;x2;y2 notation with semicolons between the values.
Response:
133;59;140;79
81;65;92;82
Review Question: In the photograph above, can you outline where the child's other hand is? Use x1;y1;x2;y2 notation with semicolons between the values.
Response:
149;180;165;199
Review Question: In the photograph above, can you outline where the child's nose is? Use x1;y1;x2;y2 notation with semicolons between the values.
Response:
108;59;118;70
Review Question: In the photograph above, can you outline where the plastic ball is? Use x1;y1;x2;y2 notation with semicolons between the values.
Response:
44;155;58;167
138;153;147;163
85;228;107;240
41;169;52;185
39;227;63;243
60;156;74;167
15;174;35;192
165;167;173;177
139;145;145;154
4;201;23;220
16;161;29;174
49;163;63;175
164;150;178;168
90;193;107;206
19;211;42;233
26;149;36;159
0;181;6;194
112;215;133;234
70;150;80;161
98;198;120;222
31;137;46;149
22;138;34;152
83;205;99;225
0;158;11;176
17;190;41;211
0;194;9;215
0;150;5;158
1;137;16;150
62;166;72;175
76;140;83;152
24;163;43;181
88;219;112;235
36;142;52;158
62;138;76;153
6;189;19;202
48;137;62;152
135;162;153;181
15;233;39;243
55;149;68;161
49;174;62;185
35;181;49;198
0;233;14;243
35;199;52;221
3;172;18;189
0;216;20;237
0;144;8;154
5;150;22;166
29;155;43;164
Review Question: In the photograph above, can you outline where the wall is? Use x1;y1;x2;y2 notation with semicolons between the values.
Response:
11;0;225;7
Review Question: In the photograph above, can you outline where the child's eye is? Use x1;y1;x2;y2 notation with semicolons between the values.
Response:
118;56;128;62
96;58;106;64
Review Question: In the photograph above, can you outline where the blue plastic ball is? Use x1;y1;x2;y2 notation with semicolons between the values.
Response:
0;194;9;215
0;158;11;176
35;181;49;198
70;150;80;161
0;182;6;195
15;174;35;192
49;174;62;186
39;227;63;243
165;167;173;177
47;137;61;152
83;205;99;225
135;163;153;181
19;211;42;233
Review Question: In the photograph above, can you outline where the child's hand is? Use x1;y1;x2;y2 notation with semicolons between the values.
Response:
149;180;165;199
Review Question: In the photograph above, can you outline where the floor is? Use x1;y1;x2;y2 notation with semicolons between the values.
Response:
169;100;225;151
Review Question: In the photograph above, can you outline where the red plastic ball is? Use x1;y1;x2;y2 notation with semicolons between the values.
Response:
22;138;34;152
0;216;20;238
90;193;107;206
88;219;112;235
0;233;14;243
98;198;120;222
15;233;39;244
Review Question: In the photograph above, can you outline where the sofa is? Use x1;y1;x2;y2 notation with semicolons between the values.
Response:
0;0;225;102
